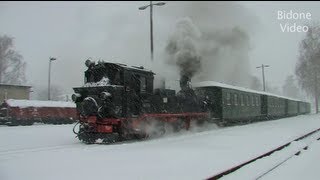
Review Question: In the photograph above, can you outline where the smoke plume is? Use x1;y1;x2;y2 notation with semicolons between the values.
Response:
163;2;258;88
165;18;202;79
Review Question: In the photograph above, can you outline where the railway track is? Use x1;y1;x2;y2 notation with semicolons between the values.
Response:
0;136;151;158
206;127;320;180
0;144;80;157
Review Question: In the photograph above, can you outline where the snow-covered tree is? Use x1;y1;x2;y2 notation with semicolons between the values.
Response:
0;35;26;84
282;75;300;99
295;23;320;113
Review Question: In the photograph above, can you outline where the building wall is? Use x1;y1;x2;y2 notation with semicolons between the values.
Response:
0;85;31;102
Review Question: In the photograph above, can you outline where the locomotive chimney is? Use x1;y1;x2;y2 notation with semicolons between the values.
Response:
180;75;191;90
161;77;166;89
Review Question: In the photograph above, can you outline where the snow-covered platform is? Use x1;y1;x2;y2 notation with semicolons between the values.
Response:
0;114;320;180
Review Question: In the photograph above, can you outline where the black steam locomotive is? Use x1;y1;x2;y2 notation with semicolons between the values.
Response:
72;60;310;144
72;60;209;143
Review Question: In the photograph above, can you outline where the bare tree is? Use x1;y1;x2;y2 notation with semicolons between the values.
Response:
282;75;300;99
0;35;26;84
295;23;320;113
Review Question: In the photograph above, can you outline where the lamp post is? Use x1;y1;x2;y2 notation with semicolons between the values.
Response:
256;64;270;91
139;1;166;61
48;57;57;100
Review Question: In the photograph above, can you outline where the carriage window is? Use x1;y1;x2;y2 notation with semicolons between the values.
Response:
234;94;238;106
247;95;249;106
244;95;246;106
140;76;146;93
241;94;244;106
271;99;274;107
252;96;255;106
256;97;259;106
113;70;123;85
226;93;231;105
273;99;275;107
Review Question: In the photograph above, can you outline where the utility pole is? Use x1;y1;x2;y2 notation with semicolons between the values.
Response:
48;57;57;100
139;1;166;61
256;64;270;91
315;70;319;113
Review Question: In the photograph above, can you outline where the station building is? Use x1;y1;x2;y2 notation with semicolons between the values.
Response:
0;84;32;102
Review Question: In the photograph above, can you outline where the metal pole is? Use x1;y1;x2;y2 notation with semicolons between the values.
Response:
4;89;7;100
48;57;57;100
150;1;154;61
139;1;165;62
48;60;51;100
315;71;318;113
256;64;269;92
262;65;266;91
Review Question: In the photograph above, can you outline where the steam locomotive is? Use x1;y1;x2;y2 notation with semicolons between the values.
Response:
72;60;310;144
72;60;209;143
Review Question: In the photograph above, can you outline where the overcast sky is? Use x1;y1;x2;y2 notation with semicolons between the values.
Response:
1;1;319;97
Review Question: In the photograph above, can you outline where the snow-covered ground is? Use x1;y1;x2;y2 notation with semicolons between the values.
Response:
0;114;320;180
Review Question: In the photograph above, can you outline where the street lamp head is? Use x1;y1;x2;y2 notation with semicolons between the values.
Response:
154;2;166;6
139;5;149;10
50;57;57;61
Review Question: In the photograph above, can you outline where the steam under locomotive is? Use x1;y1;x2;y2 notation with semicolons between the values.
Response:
72;60;310;144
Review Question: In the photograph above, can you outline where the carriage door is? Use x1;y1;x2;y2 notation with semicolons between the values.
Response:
261;95;268;116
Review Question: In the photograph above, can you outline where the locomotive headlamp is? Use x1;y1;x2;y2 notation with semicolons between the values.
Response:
100;92;111;100
85;59;91;67
72;93;81;102
85;59;95;67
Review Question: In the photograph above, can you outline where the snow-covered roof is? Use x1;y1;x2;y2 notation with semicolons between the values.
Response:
114;63;155;74
4;99;76;108
192;81;304;102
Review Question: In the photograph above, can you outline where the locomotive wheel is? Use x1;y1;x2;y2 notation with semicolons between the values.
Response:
78;133;96;144
172;119;185;132
77;128;94;144
102;133;120;144
134;133;148;140
195;119;205;126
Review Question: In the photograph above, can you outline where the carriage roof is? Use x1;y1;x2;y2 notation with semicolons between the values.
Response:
192;81;306;102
